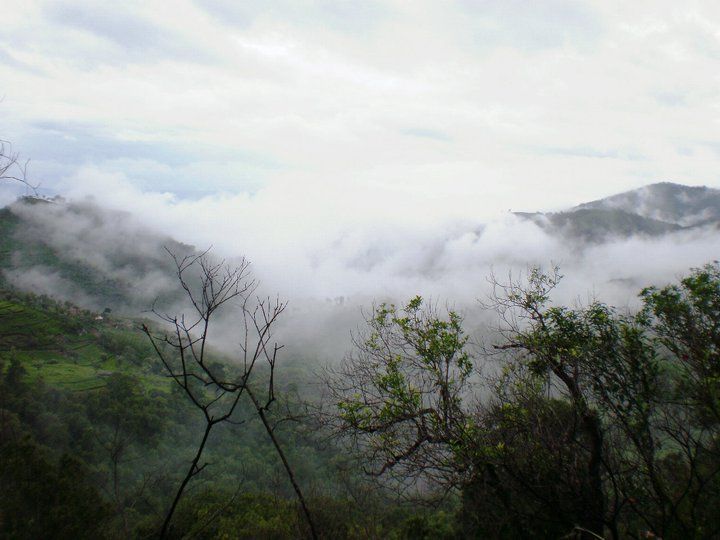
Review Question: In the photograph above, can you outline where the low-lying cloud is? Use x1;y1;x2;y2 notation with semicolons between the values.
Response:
4;169;719;360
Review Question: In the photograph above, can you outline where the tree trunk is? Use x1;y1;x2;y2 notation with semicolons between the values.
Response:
160;421;213;539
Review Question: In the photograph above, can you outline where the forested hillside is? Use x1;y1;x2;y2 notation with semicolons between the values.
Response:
1;190;719;539
0;198;192;313
0;289;453;538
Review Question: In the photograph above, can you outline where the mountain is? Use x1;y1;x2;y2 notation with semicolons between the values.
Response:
516;182;720;242
0;197;195;313
1;182;718;313
576;182;720;226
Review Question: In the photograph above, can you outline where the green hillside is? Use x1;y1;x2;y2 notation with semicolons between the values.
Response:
2;188;720;539
0;288;448;539
0;198;191;313
0;289;167;391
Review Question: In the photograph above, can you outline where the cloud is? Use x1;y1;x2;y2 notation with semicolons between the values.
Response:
4;168;711;359
4;120;279;197
193;0;388;35
1;0;719;217
539;146;645;161
1;1;720;357
44;1;216;64
0;47;45;76
460;0;603;51
401;128;452;142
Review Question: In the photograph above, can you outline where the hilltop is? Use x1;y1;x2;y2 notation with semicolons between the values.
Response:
515;182;720;242
575;182;720;226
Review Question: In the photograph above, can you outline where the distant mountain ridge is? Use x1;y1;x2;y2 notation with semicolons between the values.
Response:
0;182;718;313
575;182;720;226
516;182;720;242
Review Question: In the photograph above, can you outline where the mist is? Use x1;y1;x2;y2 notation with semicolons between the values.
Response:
4;169;719;361
4;3;720;536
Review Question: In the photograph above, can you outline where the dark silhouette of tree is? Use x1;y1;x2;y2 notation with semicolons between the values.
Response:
143;249;317;539
0;139;37;194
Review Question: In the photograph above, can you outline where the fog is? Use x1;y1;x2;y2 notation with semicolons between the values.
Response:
3;168;719;361
2;0;720;362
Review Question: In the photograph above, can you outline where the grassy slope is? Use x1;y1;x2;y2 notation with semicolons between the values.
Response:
0;290;169;392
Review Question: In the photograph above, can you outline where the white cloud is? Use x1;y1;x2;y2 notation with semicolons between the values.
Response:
2;2;720;357
9;166;720;360
0;1;718;211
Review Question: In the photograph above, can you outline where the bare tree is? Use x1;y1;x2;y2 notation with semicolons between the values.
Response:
142;249;317;539
0;140;37;194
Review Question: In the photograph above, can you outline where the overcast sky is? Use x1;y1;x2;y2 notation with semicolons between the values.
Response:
2;1;720;221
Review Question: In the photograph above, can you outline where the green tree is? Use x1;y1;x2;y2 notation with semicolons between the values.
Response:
86;373;165;535
329;264;720;539
0;438;111;539
326;296;474;488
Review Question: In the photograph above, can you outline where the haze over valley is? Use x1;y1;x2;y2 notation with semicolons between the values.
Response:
2;2;720;538
2;181;718;358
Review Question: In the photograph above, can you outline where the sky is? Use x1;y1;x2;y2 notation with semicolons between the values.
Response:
2;1;720;356
1;0;719;218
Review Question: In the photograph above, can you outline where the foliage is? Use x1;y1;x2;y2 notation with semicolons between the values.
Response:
329;297;473;486
4;260;720;538
331;263;720;539
0;291;339;538
0;438;112;539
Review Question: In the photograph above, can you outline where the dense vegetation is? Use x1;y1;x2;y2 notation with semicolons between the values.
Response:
0;199;191;312
0;288;454;538
326;263;720;539
1;242;719;537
